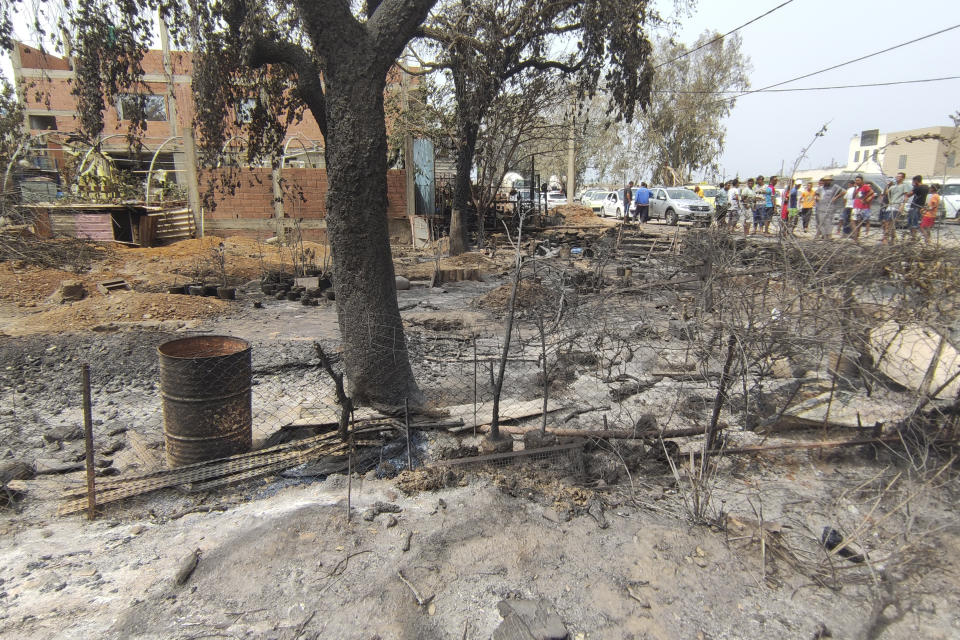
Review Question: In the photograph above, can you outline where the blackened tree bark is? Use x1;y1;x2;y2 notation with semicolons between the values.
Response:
219;0;437;406
297;0;434;406
57;0;436;407
450;109;480;255
323;65;421;405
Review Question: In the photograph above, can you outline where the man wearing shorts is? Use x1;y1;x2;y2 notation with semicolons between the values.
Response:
799;182;815;232
850;175;874;242
920;184;940;244
881;172;909;244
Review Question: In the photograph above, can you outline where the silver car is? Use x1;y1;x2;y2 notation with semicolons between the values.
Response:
648;187;713;225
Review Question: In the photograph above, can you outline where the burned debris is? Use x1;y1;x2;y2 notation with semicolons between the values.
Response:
2;214;960;639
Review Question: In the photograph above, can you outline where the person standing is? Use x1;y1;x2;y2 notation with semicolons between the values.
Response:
714;182;729;228
919;184;940;244
881;172;909;244
850;175;874;242
839;180;855;236
878;178;893;243
762;176;777;234
742;178;757;236
904;175;929;241
799;182;816;232
749;175;763;234
634;182;651;223
814;175;844;240
727;179;742;231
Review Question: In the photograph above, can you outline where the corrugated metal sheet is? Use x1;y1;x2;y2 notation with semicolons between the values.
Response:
153;208;196;243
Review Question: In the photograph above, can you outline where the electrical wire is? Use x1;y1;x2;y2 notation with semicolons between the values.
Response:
652;75;960;95
654;0;796;69
726;23;960;102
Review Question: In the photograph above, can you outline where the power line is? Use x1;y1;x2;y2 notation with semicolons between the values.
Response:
655;0;796;69
727;23;960;101
652;75;960;95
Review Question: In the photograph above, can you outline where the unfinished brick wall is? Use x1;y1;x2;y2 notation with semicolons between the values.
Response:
202;167;408;243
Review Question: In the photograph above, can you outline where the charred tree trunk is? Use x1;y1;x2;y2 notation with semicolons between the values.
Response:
450;104;480;256
323;61;421;407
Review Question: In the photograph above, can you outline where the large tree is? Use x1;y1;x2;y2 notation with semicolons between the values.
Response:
639;32;750;184
417;0;659;254
2;0;436;407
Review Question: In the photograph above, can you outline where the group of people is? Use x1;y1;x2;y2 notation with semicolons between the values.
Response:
716;173;941;244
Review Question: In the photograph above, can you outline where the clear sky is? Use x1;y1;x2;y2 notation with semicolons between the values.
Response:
667;0;959;179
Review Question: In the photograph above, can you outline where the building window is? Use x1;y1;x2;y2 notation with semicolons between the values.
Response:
116;94;167;121
853;151;860;162
872;150;878;161
860;129;879;147
948;152;957;168
898;154;907;170
28;115;57;130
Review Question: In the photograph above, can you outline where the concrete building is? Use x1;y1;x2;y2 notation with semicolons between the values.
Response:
845;126;959;180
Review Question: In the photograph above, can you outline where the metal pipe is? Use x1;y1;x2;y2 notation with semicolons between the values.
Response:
144;135;183;204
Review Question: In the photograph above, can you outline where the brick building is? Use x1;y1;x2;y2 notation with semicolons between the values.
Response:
11;42;419;243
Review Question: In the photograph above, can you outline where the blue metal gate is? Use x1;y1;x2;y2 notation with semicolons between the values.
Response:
413;138;435;216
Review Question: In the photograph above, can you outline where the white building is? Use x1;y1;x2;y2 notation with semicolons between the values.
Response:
845;126;959;179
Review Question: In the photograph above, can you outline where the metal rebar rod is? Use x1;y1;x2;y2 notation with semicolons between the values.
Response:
404;397;412;470
81;364;96;521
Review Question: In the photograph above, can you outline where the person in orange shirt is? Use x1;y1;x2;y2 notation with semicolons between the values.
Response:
799;182;816;232
920;184;940;244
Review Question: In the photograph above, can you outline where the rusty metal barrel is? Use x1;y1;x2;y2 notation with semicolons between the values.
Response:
158;336;252;467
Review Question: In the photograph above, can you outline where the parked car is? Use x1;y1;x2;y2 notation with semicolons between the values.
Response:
648;187;713;225
601;188;633;219
682;184;724;209
940;179;960;220
583;189;612;212
545;191;567;210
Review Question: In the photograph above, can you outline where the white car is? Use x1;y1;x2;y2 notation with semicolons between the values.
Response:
545;191;567;209
601;188;633;219
940;179;960;219
582;189;611;212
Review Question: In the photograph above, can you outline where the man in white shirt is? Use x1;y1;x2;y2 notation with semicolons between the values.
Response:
882;172;909;244
837;180;855;236
726;179;742;231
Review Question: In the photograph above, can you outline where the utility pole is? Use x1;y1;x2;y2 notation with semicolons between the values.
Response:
566;108;576;202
